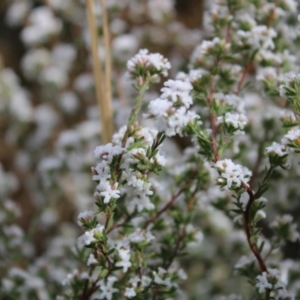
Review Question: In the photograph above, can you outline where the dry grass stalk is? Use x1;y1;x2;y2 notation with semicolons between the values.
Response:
100;0;114;141
86;0;113;144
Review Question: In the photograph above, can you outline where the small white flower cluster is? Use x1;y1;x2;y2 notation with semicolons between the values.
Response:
8;267;50;299
282;127;300;148
115;248;131;272
266;127;300;163
279;72;300;98
217;112;248;134
0;164;19;198
147;0;174;23
191;37;230;67
153;267;176;289
126;49;171;80
236;25;277;51
20;6;62;47
0;68;34;122
125;275;152;298
77;224;104;247
96;276;119;300
146;79;198;136
77;210;94;227
271;214;299;242
93;143;124;203
5;1;29;27
116;126;166;213
266;142;287;157
214;159;252;190
92;123;167;216
214;93;245;113
256;269;294;299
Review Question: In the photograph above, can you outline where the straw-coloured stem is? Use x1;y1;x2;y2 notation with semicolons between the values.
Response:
100;0;114;140
86;0;113;144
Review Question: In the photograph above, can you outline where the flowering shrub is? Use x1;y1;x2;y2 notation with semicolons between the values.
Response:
1;0;300;299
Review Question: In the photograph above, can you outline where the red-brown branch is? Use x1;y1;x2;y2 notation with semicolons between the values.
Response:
107;214;131;234
236;62;252;94
143;189;184;230
165;228;186;271
143;171;198;229
244;187;268;273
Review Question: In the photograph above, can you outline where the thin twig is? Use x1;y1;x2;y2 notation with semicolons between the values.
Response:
99;244;112;269
107;214;132;233
235;62;252;94
244;187;268;273
143;170;198;229
254;166;274;199
249;130;268;189
143;189;183;230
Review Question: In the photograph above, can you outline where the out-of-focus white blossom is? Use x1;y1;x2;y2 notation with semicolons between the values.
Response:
5;1;29;27
21;6;62;46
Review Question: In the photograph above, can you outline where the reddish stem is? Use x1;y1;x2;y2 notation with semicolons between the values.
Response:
236;62;252;94
165;228;186;271
143;171;198;229
143;189;184;229
244;187;268;273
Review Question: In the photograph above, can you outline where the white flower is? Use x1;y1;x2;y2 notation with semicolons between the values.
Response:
78;230;95;246
92;161;111;182
155;153;167;166
147;0;173;22
256;272;272;293
97;276;119;300
21;48;51;80
128;228;155;243
215;159;252;189
160;79;193;108
266;142;286;157
129;276;140;288
147;98;172;117
20;6;62;46
96;181;121;203
236;25;277;50
235;255;255;269
52;43;76;72
87;254;98;266
282;128;300;144
127;175;153;195
62;269;78;286
40;66;67;88
124;287;136;298
77;224;104;247
127;194;155;213
5;1;29;27
141;275;152;288
217;112;248;131
116;248;132;272
153;268;173;288
191;37;229;66
127;49;171;78
77;211;94;226
271;215;299;242
94;143;124;163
